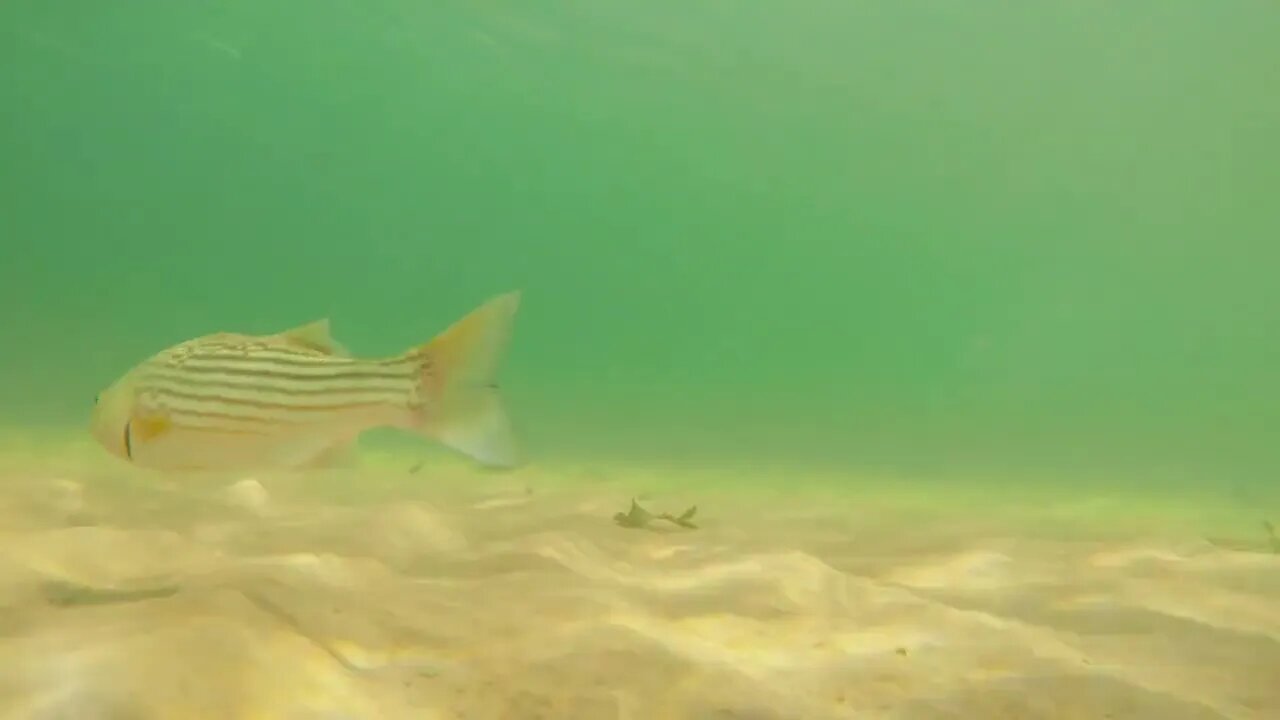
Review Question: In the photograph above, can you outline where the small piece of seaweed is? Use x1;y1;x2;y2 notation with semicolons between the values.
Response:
42;580;179;608
658;505;698;529
614;499;698;530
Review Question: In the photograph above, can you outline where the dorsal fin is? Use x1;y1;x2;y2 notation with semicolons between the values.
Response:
278;319;350;357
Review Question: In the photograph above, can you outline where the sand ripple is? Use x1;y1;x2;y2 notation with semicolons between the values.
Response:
0;466;1276;719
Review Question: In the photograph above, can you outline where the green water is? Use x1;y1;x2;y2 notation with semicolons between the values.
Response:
2;2;1278;487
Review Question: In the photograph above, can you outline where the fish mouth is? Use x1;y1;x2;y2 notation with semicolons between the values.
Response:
123;421;133;460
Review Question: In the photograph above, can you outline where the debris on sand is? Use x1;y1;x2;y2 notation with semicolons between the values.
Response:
613;498;698;531
42;579;179;608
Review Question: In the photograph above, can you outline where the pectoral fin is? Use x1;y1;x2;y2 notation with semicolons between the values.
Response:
131;411;172;443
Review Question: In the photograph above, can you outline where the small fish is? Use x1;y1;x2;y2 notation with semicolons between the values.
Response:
90;292;522;472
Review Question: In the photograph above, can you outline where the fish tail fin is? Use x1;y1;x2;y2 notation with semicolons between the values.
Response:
405;291;522;468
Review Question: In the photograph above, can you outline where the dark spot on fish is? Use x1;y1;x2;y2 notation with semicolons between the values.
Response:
123;420;133;459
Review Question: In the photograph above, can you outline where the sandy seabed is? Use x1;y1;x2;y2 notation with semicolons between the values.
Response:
0;437;1276;720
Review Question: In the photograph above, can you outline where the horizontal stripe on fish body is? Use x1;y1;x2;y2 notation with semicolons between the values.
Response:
154;408;288;436
140;368;416;400
133;350;421;430
143;382;409;413
178;343;383;365
170;362;417;384
140;391;402;435
171;346;415;372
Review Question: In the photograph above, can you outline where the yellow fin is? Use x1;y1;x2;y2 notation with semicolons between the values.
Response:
409;291;521;469
278;319;350;356
132;414;171;442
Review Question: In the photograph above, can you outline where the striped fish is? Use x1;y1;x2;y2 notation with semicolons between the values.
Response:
90;292;522;472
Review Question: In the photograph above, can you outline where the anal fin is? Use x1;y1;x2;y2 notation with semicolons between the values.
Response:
298;438;360;470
